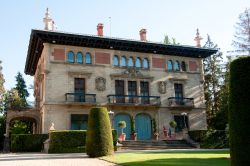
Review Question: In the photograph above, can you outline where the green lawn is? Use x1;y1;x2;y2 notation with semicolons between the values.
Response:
102;150;230;166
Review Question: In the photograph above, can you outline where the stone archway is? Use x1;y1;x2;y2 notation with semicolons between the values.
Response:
5;109;40;137
3;109;40;152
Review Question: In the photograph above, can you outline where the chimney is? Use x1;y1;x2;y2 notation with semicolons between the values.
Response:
139;29;147;41
97;23;104;36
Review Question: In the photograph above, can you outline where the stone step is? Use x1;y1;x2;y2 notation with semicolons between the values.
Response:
120;140;195;150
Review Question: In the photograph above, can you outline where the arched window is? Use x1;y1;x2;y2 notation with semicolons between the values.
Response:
128;57;134;67
113;55;119;66
67;51;75;63
167;60;173;71
174;61;180;71
135;57;141;68
121;56;127;67
143;58;149;69
76;52;83;64
85;52;92;64
181;61;186;71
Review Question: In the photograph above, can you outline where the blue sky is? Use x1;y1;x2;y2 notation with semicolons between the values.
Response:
0;0;249;101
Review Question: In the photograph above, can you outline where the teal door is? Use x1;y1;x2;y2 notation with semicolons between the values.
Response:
135;114;152;140
114;114;131;139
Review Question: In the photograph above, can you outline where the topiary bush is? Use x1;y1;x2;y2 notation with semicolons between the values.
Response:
11;134;48;152
229;56;250;166
86;107;114;157
48;130;86;153
188;130;207;142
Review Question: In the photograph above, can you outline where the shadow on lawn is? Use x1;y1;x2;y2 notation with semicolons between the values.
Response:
120;157;230;166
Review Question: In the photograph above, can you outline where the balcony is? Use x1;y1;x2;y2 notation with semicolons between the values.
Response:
168;97;194;108
65;93;96;103
107;95;161;106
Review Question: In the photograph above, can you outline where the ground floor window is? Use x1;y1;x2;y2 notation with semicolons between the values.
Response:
70;114;88;130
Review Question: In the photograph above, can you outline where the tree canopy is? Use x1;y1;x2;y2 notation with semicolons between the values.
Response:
232;8;250;55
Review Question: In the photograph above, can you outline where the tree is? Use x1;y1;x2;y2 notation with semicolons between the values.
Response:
229;56;250;166
163;35;179;44
0;60;5;113
203;35;223;126
211;57;231;130
232;8;250;56
86;107;114;157
15;72;29;105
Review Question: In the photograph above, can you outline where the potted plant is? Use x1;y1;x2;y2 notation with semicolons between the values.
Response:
152;119;159;140
169;120;177;138
130;118;137;141
118;121;126;141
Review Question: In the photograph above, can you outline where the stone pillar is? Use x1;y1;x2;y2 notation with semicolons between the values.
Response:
3;122;10;153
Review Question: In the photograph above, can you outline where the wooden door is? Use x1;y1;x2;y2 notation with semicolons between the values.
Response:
74;78;85;102
115;80;125;103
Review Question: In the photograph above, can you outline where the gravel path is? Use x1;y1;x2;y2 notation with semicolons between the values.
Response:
0;153;119;166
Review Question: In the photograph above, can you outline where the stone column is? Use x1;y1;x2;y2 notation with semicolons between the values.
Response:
3;122;10;152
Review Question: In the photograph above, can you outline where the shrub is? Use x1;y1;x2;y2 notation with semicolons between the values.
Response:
169;120;177;128
118;121;126;134
86;107;114;157
131;118;136;134
48;130;86;153
112;129;118;151
11;134;48;152
188;130;207;142
229;56;250;166
200;130;229;149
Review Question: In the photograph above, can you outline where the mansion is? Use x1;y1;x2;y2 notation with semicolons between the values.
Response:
23;9;216;140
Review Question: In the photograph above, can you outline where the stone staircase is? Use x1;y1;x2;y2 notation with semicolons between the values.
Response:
120;140;195;150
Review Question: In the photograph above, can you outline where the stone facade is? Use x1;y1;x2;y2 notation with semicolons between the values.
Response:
33;42;207;138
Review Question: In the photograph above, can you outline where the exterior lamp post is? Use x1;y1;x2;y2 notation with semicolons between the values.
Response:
108;110;114;128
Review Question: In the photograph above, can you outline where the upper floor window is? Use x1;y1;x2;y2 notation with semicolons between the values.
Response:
85;52;92;64
67;51;75;63
174;61;180;71
128;57;134;67
76;52;83;64
143;58;149;69
181;61;186;71
135;57;141;68
121;56;127;67
167;60;173;71
113;55;119;66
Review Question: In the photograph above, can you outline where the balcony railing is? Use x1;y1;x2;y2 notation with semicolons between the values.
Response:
65;93;96;103
107;95;161;106
168;97;194;108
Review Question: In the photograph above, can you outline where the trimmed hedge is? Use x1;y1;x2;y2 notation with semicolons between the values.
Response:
229;56;250;166
86;107;114;157
48;129;117;153
48;130;86;153
188;130;207;142
11;134;48;152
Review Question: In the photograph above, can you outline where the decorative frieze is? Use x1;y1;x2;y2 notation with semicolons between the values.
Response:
158;81;167;94
95;77;106;91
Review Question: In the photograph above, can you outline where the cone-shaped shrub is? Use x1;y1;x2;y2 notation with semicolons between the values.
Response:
86;107;114;157
229;56;250;166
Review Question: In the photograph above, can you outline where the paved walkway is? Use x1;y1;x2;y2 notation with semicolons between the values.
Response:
0;153;119;166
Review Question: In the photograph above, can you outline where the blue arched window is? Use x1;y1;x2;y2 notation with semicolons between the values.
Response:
135;57;141;68
128;57;134;67
85;52;92;64
113;55;119;66
181;61;186;71
174;61;180;71
76;52;83;64
121;56;127;67
143;58;149;69
167;60;173;71
67;51;75;63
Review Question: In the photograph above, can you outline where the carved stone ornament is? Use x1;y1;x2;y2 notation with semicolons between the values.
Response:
158;81;167;94
95;77;106;91
123;68;143;78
